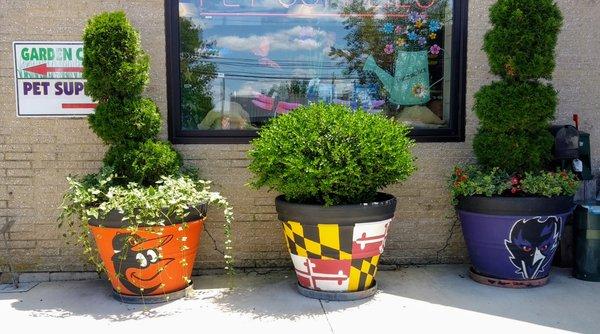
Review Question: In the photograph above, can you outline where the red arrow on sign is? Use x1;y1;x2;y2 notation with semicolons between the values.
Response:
23;63;83;76
62;103;97;109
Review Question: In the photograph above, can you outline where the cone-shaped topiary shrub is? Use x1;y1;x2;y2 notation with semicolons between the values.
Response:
451;0;580;200
83;11;181;185
82;11;149;100
473;0;562;173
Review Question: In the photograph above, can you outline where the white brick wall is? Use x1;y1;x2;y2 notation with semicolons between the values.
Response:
0;0;598;273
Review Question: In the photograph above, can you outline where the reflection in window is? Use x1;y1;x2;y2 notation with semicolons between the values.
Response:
178;0;453;131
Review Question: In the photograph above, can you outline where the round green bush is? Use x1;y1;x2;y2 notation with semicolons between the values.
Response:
83;11;149;101
104;140;182;186
484;0;562;80
89;97;161;144
248;103;416;206
474;81;557;132
474;128;554;172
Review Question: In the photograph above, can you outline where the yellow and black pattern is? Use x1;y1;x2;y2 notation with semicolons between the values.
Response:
283;221;353;260
349;255;380;291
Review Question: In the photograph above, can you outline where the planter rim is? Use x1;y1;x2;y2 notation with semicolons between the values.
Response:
457;195;574;216
275;192;396;225
88;204;207;228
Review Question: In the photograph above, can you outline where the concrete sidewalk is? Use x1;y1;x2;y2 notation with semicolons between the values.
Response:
0;265;598;333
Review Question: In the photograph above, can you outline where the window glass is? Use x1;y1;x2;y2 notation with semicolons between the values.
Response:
177;0;455;132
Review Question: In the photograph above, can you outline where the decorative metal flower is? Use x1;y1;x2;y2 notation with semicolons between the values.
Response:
430;44;442;55
412;83;428;98
384;44;395;54
429;19;442;33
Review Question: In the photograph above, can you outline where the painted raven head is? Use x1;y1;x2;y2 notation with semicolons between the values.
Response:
504;217;561;279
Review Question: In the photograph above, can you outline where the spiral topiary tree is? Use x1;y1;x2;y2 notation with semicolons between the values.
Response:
473;0;563;173
83;12;181;185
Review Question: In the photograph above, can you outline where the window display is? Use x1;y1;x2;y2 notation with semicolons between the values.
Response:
167;0;467;143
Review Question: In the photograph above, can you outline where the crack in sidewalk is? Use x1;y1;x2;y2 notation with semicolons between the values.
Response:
319;300;335;334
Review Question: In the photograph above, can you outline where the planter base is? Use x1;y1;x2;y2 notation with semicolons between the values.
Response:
469;268;548;288
296;281;377;301
112;282;194;304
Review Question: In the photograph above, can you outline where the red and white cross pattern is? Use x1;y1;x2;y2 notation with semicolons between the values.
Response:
290;253;351;291
352;219;391;258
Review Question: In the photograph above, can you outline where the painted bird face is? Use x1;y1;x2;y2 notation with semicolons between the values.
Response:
504;217;561;279
111;233;174;295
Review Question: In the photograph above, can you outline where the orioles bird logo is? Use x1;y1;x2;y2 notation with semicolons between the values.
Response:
111;233;174;295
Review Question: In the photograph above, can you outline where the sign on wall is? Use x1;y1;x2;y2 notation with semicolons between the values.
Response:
13;41;96;117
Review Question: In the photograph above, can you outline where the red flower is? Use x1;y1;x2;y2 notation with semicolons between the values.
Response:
511;176;520;185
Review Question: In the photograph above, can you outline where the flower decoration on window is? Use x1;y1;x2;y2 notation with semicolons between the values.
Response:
379;11;445;54
429;19;442;33
380;22;395;34
384;44;395;54
412;83;428;99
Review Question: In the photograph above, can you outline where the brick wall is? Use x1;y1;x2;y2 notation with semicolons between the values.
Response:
0;0;598;274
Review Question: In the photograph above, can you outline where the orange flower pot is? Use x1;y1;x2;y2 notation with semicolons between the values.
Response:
88;207;205;302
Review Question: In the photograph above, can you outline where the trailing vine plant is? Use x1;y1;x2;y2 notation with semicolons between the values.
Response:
58;12;234;287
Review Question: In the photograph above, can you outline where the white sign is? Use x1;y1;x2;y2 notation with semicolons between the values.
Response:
13;41;95;117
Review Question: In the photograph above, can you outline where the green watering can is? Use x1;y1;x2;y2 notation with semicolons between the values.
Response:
363;50;430;106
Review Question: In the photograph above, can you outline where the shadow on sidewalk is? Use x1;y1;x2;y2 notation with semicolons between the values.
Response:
358;265;599;333
0;269;369;321
0;278;187;321
206;269;369;320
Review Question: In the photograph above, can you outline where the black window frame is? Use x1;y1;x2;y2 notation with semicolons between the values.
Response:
165;0;468;144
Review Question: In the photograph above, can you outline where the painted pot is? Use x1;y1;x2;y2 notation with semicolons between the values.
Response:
89;205;206;300
275;193;396;297
457;196;575;283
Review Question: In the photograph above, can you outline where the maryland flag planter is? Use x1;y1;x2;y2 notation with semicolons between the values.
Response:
276;193;396;301
88;206;206;303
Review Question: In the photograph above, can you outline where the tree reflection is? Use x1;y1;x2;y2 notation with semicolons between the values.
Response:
179;17;217;130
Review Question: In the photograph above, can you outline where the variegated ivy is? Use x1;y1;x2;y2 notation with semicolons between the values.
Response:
58;169;234;276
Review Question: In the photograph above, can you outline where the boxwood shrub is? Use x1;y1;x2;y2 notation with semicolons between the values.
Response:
248;103;416;206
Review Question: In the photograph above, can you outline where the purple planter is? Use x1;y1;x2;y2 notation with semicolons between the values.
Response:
457;196;574;282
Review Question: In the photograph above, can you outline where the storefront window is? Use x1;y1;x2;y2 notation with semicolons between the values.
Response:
166;0;467;143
